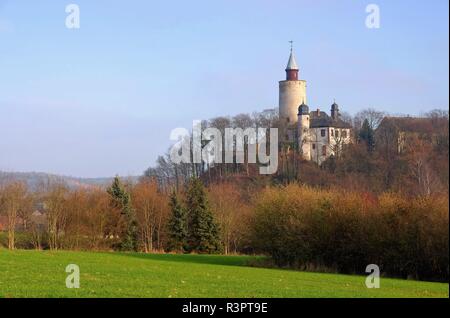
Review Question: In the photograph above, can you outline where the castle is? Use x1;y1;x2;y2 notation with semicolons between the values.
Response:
279;46;352;165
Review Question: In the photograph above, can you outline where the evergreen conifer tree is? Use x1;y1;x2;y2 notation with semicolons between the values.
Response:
359;118;375;152
167;190;187;252
185;178;221;254
107;176;138;251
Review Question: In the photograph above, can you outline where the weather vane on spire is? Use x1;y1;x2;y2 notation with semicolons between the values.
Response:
289;40;294;52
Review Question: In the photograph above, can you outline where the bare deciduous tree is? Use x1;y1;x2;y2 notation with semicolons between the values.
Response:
208;183;250;254
43;184;69;250
0;182;29;250
132;178;169;252
354;108;385;130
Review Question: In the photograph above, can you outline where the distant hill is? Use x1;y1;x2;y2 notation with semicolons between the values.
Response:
0;171;139;191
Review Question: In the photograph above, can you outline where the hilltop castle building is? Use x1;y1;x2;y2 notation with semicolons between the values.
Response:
279;47;352;165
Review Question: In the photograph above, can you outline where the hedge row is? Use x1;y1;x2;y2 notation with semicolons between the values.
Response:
250;185;449;282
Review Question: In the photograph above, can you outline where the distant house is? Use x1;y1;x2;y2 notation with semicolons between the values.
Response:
0;211;46;232
29;210;47;232
376;116;447;153
0;215;25;232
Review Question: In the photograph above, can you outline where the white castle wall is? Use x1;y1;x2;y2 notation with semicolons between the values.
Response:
309;127;352;165
297;114;311;160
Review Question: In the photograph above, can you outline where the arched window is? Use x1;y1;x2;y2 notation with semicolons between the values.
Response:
342;130;348;138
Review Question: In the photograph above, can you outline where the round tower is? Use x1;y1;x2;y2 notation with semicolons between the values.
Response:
279;45;307;142
297;101;311;160
331;101;340;120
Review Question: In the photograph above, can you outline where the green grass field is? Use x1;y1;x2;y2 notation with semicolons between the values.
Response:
0;249;448;298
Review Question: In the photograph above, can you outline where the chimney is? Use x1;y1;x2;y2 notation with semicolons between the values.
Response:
316;109;320;116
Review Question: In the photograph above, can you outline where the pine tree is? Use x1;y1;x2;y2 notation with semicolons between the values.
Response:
107;176;138;251
359;118;375;152
167;190;187;252
185;178;222;254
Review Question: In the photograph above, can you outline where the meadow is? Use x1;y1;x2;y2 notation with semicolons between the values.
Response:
0;249;448;298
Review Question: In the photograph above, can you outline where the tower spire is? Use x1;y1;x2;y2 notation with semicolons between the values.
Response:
285;41;299;80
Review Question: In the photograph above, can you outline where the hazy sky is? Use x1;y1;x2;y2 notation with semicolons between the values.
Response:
0;0;448;177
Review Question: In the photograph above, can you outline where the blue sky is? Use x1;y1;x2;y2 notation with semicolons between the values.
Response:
0;0;448;177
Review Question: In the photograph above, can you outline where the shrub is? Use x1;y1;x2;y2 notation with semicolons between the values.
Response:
250;184;449;282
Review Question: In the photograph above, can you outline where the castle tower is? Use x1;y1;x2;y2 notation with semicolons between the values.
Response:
297;101;311;160
279;43;307;143
331;101;340;120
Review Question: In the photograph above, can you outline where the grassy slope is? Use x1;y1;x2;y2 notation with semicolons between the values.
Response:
0;249;448;298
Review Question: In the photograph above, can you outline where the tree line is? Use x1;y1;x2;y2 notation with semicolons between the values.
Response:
145;108;449;198
0;176;448;281
0;176;229;254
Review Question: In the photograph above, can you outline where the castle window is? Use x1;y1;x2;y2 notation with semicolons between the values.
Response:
331;129;334;136
335;130;340;138
312;144;316;150
286;117;290;123
321;129;326;137
342;130;347;138
322;145;327;156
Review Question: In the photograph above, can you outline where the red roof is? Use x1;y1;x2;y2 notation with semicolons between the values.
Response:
0;216;7;231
